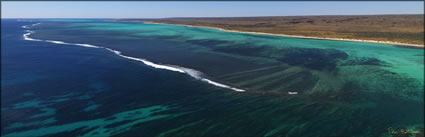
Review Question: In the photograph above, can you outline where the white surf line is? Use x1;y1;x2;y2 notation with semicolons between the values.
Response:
22;23;245;92
32;23;41;26
288;92;298;95
23;30;42;41
178;67;246;92
21;23;40;29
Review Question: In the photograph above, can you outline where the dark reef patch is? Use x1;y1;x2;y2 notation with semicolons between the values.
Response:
331;81;367;103
341;57;390;66
314;68;424;103
279;48;349;70
212;45;269;57
262;70;319;94
146;35;185;41
185;39;231;47
283;71;319;93
209;45;351;71
103;120;132;129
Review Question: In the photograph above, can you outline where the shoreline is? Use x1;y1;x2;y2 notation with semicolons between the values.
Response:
140;21;424;48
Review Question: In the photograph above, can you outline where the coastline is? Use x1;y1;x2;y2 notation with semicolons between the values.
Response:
140;21;424;48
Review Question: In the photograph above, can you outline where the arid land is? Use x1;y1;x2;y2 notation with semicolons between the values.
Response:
116;14;424;47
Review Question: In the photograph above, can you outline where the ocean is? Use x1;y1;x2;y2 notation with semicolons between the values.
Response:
1;19;424;137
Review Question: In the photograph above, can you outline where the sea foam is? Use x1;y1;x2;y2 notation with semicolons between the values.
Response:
23;30;42;41
22;23;245;92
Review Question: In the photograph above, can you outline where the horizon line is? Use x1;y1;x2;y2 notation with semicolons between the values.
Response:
2;13;423;19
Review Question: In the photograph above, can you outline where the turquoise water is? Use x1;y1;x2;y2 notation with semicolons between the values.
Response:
2;19;424;137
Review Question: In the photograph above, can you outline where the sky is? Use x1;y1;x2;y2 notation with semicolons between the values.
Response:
1;2;424;18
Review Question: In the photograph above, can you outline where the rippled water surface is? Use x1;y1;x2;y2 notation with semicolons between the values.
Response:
2;19;424;137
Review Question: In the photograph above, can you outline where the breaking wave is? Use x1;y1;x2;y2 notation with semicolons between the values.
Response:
22;23;245;92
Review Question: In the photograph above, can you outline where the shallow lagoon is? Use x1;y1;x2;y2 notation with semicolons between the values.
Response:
2;19;424;137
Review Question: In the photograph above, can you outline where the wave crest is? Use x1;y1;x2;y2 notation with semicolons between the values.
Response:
22;23;245;92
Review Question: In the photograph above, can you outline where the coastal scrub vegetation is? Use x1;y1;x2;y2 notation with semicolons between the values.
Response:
123;15;424;46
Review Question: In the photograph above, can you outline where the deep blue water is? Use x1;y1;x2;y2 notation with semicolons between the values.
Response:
1;19;242;136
